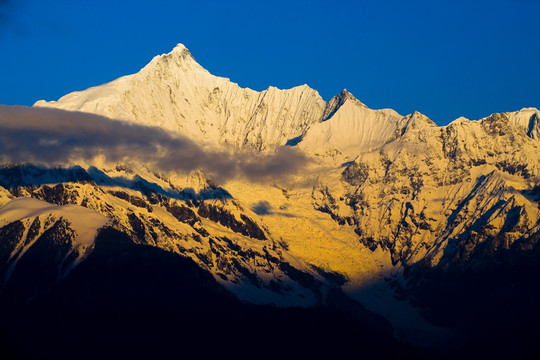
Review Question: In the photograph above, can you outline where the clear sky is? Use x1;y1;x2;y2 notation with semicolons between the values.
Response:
0;0;539;125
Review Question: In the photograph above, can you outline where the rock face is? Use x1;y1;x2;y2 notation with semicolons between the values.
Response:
0;165;337;307
0;43;537;356
333;111;540;267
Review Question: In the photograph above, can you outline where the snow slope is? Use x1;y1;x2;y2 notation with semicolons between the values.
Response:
16;43;540;349
299;89;405;161
35;44;326;152
0;197;109;246
0;197;110;295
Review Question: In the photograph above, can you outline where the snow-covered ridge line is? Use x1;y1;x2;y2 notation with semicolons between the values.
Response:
3;43;538;350
34;44;326;152
0;197;109;246
34;43;539;159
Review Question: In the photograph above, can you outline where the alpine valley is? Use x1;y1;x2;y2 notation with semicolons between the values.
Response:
1;44;539;359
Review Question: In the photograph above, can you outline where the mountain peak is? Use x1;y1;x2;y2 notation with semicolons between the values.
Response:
164;43;195;63
170;43;193;58
505;107;540;140
337;89;364;105
172;43;187;51
397;111;437;137
321;89;366;122
142;43;198;74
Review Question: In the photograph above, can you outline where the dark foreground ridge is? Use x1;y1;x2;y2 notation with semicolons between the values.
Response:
0;227;437;360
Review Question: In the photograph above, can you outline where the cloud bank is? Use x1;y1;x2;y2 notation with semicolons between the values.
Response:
0;105;309;183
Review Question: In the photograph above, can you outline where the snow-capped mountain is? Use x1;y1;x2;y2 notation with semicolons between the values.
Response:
35;44;327;152
2;44;540;357
299;89;406;160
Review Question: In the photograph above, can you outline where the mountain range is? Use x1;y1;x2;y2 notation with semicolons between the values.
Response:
1;44;539;358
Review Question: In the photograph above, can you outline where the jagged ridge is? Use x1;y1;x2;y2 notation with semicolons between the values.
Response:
2;43;538;355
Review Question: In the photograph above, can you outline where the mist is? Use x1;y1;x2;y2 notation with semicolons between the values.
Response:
0;105;309;183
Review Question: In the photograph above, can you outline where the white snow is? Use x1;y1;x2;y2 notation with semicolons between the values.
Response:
22;43;540;349
34;44;326;152
299;93;404;160
0;197;109;246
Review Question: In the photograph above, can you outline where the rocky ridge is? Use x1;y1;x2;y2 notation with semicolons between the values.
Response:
0;44;537;354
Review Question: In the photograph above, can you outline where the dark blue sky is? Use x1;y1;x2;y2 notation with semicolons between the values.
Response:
0;0;539;125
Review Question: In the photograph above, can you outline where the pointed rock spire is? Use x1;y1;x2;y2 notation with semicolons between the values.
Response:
321;89;366;121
